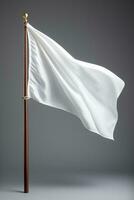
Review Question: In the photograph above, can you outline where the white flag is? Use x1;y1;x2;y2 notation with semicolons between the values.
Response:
27;23;125;140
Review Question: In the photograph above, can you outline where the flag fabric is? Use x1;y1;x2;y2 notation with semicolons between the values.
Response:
27;23;125;140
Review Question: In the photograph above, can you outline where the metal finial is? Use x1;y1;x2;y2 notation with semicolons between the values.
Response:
23;13;28;23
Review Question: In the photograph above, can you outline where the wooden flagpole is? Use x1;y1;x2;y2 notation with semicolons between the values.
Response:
23;13;29;193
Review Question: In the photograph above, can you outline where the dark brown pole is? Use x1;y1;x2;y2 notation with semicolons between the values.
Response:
23;13;29;193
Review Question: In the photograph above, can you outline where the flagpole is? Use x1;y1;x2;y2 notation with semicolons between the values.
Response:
23;13;29;193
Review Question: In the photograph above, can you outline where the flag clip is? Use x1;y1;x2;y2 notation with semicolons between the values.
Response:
22;96;30;100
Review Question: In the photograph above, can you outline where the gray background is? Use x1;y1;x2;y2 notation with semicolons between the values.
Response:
0;0;134;185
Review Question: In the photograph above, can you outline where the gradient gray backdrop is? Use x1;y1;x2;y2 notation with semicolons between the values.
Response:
0;0;134;185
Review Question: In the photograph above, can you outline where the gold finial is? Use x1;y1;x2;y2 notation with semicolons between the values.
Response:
23;13;28;23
